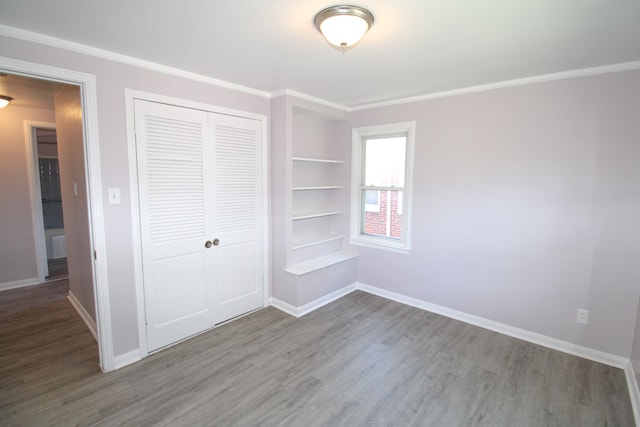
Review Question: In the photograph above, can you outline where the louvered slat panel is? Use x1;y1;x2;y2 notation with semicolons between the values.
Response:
215;124;258;233
145;115;205;244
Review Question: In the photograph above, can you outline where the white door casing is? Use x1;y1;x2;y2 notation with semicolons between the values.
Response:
134;99;264;352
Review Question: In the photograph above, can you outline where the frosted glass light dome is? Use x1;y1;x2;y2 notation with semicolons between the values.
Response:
314;5;374;51
0;95;12;108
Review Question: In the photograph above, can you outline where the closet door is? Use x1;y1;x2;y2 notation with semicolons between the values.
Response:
135;100;216;352
210;113;264;323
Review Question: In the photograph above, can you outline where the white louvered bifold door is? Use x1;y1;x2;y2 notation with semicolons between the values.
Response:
209;113;264;323
135;100;216;352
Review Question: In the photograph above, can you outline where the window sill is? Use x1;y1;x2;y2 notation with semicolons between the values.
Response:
349;237;411;255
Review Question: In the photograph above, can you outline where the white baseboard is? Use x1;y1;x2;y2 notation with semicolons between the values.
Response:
356;282;629;369
0;277;40;291
270;298;299;317
625;361;640;426
67;291;97;341
270;282;358;318
112;349;142;370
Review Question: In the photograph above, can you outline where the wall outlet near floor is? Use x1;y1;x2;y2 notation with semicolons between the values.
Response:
577;309;590;325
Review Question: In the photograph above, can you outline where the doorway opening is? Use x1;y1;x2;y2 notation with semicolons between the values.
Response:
0;55;112;370
34;127;69;282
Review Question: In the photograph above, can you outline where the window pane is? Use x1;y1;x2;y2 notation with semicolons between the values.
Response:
364;189;379;212
364;137;406;187
362;190;403;239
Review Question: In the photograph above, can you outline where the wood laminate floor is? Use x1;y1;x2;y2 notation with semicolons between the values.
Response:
46;258;69;282
0;290;634;426
0;279;69;316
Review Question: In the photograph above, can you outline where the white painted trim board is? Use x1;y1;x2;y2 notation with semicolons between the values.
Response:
270;282;358;318
271;280;628;369
2;24;640;113
67;291;97;341
357;282;628;369
625;361;640;427
0;24;270;99
0;277;41;292
350;61;640;111
113;349;143;371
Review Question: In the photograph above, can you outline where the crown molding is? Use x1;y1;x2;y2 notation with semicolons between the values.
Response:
2;24;639;113
271;89;348;112
0;24;271;99
350;61;640;111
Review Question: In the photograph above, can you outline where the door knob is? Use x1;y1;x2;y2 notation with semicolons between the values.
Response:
204;240;212;248
213;238;220;246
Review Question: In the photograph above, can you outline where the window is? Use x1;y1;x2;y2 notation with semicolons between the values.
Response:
351;122;415;253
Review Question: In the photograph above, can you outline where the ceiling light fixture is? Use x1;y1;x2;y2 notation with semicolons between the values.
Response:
314;5;374;51
0;95;12;109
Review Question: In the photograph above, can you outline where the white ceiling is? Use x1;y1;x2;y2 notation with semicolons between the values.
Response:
1;0;639;107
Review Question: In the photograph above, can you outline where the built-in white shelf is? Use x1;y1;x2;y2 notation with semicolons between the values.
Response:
292;156;344;164
291;235;343;250
292;186;343;191
292;211;342;221
284;252;357;276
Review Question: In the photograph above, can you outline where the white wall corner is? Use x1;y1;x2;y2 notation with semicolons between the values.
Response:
297;283;358;317
270;297;300;318
270;282;358;318
67;291;97;341
112;349;143;371
271;89;349;112
356;282;629;369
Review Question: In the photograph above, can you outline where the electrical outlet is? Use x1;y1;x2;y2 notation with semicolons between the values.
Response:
577;309;589;325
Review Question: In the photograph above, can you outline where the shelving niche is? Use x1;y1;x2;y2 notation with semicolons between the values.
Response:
288;108;354;269
271;96;357;310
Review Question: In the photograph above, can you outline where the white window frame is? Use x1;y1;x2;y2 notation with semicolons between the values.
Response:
350;121;415;254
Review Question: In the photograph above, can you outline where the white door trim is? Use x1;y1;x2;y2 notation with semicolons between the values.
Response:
0;56;114;371
125;89;270;359
24;121;57;282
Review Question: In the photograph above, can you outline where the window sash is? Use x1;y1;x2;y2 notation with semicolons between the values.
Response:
360;188;404;239
362;136;406;188
363;188;380;213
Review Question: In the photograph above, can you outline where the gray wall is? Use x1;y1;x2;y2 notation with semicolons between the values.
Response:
0;105;55;286
348;70;640;358
54;85;95;319
0;34;270;357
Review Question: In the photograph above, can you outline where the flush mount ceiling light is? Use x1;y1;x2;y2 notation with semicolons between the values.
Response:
0;95;12;109
314;5;374;51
